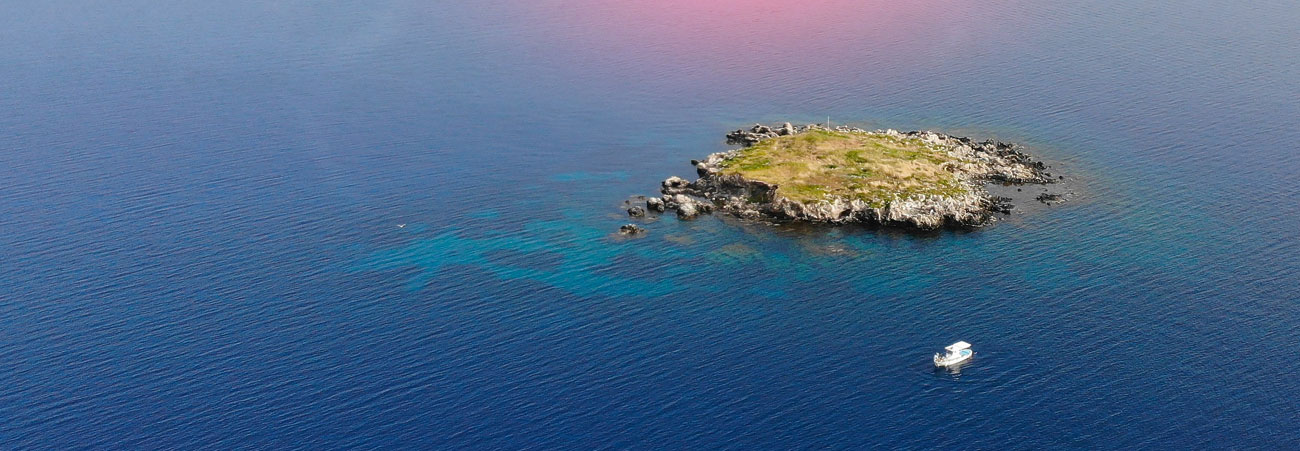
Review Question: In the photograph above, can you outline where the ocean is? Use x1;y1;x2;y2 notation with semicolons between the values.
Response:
2;0;1299;448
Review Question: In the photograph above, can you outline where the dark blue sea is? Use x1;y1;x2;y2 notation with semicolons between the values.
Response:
3;0;1299;448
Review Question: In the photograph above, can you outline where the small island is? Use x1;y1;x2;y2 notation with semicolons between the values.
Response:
640;123;1063;230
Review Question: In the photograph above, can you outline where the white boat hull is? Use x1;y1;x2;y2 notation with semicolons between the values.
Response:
933;349;973;367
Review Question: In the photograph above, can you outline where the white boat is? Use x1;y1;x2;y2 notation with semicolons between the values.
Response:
933;341;973;367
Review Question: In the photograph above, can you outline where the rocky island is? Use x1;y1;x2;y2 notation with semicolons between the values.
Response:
638;123;1064;230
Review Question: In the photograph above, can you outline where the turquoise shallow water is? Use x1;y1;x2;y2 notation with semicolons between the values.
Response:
2;0;1299;448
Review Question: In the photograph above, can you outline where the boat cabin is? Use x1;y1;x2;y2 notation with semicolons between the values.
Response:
945;341;971;354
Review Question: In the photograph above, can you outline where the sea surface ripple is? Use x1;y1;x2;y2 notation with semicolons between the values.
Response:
2;0;1299;448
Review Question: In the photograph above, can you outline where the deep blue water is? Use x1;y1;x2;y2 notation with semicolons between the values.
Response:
3;0;1300;448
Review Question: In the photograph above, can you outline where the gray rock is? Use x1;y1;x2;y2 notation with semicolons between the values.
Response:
618;224;646;235
726;129;760;146
988;196;1014;214
676;202;699;219
695;161;715;177
661;176;691;195
1036;193;1067;204
627;206;646;217
646;197;666;212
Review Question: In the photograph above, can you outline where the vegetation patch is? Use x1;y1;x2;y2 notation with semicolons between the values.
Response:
716;130;972;207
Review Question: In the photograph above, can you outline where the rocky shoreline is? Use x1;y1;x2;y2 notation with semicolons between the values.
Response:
629;123;1067;231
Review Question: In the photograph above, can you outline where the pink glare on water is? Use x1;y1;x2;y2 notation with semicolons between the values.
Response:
486;0;1014;96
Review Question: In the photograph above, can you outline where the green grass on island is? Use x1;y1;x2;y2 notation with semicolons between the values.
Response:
716;130;972;207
